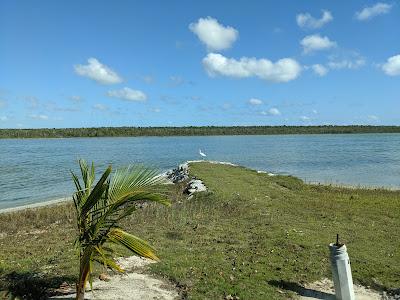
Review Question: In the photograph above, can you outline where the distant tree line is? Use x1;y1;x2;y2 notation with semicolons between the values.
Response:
0;125;400;139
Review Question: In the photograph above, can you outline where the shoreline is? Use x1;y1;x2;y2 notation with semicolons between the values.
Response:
0;197;72;214
1;161;398;214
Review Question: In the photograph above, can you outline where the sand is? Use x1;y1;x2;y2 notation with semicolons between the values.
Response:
0;197;72;214
50;256;180;300
297;278;386;300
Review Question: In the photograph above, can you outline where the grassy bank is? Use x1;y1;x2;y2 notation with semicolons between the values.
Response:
1;125;400;139
0;162;399;299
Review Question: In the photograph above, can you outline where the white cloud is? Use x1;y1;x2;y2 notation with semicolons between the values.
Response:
312;109;318;114
29;114;48;120
261;108;281;116
312;64;329;76
381;54;400;76
355;3;392;21
203;53;301;83
93;104;108;111
368;115;379;121
300;115;311;122
107;87;147;102
328;58;366;70
248;98;263;105
269;108;281;115
326;52;366;70
0;116;8;121
301;34;337;54
189;17;238;51
74;58;122;84
296;10;333;29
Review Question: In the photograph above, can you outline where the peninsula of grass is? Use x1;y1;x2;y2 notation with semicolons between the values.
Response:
0;162;399;299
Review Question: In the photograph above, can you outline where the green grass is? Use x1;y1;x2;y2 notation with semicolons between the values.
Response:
0;162;399;299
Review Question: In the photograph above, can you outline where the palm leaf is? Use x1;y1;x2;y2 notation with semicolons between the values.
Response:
81;165;112;216
108;228;159;261
108;166;168;204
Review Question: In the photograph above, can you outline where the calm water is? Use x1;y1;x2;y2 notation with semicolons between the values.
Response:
1;134;400;209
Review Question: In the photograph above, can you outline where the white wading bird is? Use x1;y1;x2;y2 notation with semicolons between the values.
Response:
199;149;206;158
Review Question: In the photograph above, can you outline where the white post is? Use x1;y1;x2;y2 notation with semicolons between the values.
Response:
329;243;355;300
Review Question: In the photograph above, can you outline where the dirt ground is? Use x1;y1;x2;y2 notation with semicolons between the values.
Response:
50;256;179;300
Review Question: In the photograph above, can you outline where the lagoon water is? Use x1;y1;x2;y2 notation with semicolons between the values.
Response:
1;133;400;209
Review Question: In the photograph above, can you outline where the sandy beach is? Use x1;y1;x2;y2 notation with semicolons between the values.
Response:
0;197;72;214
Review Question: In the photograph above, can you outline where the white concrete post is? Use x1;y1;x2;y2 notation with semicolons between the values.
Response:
329;243;355;300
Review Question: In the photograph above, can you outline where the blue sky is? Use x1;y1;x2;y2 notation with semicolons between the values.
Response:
0;0;399;128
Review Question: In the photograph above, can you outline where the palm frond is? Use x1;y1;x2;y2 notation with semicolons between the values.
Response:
80;165;112;216
93;246;125;273
72;160;169;298
108;165;168;204
108;228;159;261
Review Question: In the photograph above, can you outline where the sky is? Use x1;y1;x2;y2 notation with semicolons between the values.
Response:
0;1;399;128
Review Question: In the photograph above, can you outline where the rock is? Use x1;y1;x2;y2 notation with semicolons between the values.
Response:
99;273;111;282
166;163;189;183
166;162;208;198
189;179;207;192
53;281;75;295
184;178;207;197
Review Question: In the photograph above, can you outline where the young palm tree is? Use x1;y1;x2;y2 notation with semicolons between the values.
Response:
71;159;170;300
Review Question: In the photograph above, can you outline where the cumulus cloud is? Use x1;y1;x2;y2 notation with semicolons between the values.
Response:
301;34;337;54
107;87;147;102
189;17;238;51
248;98;263;105
312;64;329;76
203;53;301;83
296;10;333;29
355;3;392;21
0;116;8;121
74;58;122;84
261;108;281;116
381;54;400;76
29;114;48;120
